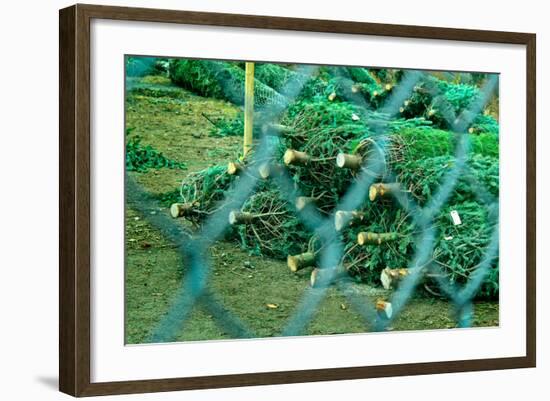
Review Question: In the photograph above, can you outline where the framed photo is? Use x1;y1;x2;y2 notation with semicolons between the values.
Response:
59;4;536;397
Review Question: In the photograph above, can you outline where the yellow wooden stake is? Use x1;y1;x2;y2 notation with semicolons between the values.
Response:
243;62;255;156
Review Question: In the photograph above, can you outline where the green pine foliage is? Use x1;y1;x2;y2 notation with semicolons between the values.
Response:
471;114;499;135
165;62;500;299
254;63;297;92
126;136;186;172
434;202;498;299
346;67;379;87
208;113;263;138
393;154;499;205
169;59;246;103
236;190;310;259
126;57;168;77
340;200;498;299
179;165;235;219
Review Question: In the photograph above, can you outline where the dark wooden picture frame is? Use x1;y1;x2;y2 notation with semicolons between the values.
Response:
59;3;536;397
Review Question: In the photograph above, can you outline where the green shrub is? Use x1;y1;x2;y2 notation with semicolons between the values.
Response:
126;136;186;172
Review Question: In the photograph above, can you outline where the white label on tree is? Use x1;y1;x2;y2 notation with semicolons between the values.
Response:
450;210;462;226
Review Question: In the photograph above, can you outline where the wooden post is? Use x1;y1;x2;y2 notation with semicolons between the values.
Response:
243;62;255;157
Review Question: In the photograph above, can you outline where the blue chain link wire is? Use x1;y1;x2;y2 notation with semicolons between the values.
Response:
125;62;499;343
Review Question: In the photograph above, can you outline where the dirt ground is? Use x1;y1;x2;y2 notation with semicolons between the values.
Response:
124;75;499;344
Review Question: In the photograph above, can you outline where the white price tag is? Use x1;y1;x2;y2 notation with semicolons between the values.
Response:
450;210;462;226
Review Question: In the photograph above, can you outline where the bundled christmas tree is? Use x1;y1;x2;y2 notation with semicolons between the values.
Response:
169;63;500;299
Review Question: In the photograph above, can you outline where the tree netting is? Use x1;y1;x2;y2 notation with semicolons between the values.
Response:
169;59;288;107
340;199;498;298
168;62;499;299
399;75;499;133
172;166;236;225
126;56;168;77
232;190;311;259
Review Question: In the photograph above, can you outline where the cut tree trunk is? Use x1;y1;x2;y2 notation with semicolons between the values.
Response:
375;299;393;319
262;123;291;136
334;210;366;231
287;252;316;272
258;162;283;179
381;267;442;293
295;196;316;211
227;161;244;175
283;149;310;166
228;210;256;225
336;153;363;170
380;268;410;290
369;182;401;201
357;231;398;245
170;202;193;218
310;265;349;288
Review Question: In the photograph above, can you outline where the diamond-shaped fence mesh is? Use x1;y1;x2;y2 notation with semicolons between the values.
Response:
126;59;499;343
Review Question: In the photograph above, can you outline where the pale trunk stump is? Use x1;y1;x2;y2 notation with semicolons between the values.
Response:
283;149;310;166
261;123;291;136
310;265;349;288
227;161;244;175
170;203;193;218
336;153;363;170
228;210;255;225
357;232;398;246
295;196;316;211
258;162;283;179
287;252;316;272
375;299;393;319
369;183;401;201
334;210;365;231
380;268;410;290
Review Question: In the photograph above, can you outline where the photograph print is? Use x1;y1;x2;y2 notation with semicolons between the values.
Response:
124;56;499;344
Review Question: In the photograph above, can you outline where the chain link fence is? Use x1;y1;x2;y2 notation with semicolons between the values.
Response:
126;60;499;343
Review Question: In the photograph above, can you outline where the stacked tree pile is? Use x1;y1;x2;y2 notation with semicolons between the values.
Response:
229;189;311;259
332;126;498;297
169;63;500;299
398;75;499;134
169;59;294;107
170;166;236;225
334;158;498;298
